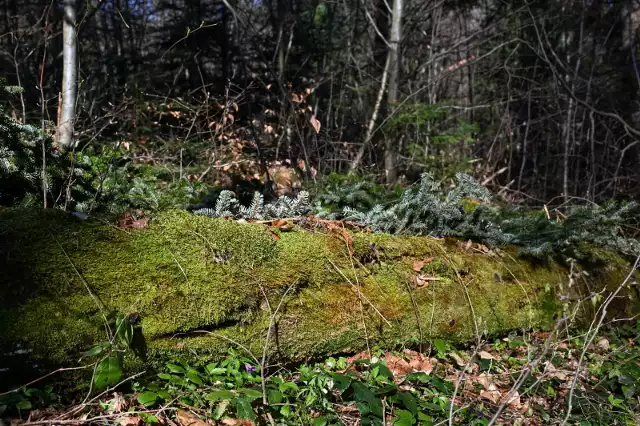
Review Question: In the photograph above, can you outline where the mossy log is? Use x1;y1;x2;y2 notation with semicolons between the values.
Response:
1;208;637;384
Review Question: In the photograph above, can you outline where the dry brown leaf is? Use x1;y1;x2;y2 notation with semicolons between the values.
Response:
310;115;321;134
297;158;306;171
478;351;495;360
278;223;294;232
503;390;521;408
476;372;493;390
596;338;610;351
118;210;149;230
406;351;434;375
414;275;440;287
479;388;501;404
412;256;434;272
118;416;142;426
220;419;256;426
176;410;208;426
448;352;467;367
384;353;413;377
544;362;569;381
111;392;128;413
268;229;280;241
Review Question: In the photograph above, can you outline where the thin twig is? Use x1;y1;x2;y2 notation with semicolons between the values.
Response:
326;257;392;327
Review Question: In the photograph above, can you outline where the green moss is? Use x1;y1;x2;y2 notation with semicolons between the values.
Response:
1;208;638;386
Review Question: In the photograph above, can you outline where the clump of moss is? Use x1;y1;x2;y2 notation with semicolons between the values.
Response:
0;208;638;388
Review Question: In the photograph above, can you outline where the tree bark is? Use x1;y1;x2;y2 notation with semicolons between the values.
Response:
57;0;78;148
384;0;402;184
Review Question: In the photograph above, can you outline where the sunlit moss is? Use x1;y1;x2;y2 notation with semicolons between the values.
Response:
0;208;637;379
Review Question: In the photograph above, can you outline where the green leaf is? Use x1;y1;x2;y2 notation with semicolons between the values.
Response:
140;413;160;424
313;416;328;426
115;315;134;347
406;372;430;383
213;400;230;420
206;390;236;401
157;390;171;400
352;382;383;418
280;404;292;417
331;373;352;392
186;371;204;385
267;389;283;404
372;362;394;380
622;385;636;400
508;339;524;349
279;382;299;393
393;409;416;426
206;365;226;375
93;355;123;390
434;339;447;355
146;383;159;392
137;392;158;407
16;400;32;410
157;373;172;380
234;397;256;421
166;363;186;374
240;388;262;400
82;344;108;358
398;392;418;416
169;375;187;386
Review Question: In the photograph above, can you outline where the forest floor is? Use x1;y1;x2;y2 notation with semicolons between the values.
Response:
2;323;639;426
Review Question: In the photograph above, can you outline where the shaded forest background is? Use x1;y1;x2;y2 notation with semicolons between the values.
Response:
2;0;640;206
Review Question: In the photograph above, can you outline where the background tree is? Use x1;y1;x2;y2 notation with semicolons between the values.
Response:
0;0;638;205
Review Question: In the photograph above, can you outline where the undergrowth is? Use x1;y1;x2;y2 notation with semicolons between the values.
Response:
190;172;640;259
2;322;639;426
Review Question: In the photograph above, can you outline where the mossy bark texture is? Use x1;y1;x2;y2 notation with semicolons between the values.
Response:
0;209;637;377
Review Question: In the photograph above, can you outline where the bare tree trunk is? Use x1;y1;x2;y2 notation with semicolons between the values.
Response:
350;54;391;172
384;0;402;184
57;0;77;148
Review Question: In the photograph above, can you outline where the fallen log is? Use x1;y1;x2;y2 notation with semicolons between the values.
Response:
0;208;637;388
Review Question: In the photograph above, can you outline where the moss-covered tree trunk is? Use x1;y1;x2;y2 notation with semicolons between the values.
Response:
1;209;637;386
